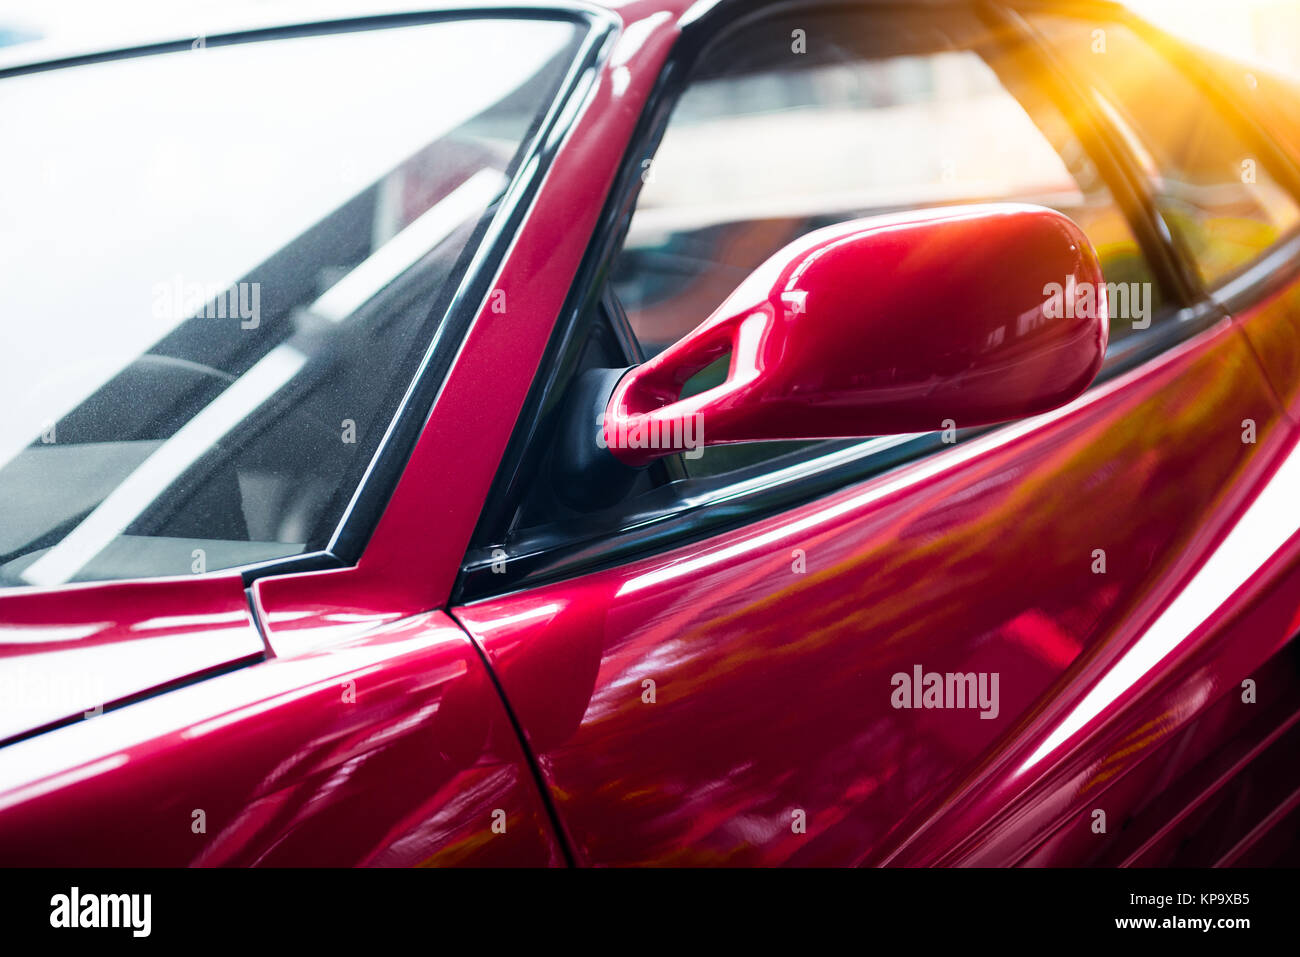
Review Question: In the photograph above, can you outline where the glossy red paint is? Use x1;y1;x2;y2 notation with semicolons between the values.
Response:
606;205;1108;466
884;457;1300;866
455;317;1298;866
0;575;264;743
0;611;560;866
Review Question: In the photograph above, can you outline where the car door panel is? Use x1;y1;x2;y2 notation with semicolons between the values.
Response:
454;318;1293;865
964;547;1300;867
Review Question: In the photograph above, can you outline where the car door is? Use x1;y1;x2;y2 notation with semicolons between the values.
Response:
451;2;1300;865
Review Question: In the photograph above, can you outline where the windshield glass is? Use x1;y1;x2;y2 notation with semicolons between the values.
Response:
0;17;581;587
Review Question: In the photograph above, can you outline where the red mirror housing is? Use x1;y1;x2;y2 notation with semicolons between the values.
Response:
602;203;1108;467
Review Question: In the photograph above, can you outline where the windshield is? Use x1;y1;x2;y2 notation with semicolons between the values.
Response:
0;17;582;587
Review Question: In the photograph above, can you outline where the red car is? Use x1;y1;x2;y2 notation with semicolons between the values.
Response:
3;0;1300;867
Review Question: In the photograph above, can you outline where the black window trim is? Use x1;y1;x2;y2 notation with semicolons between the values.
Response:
454;0;1296;604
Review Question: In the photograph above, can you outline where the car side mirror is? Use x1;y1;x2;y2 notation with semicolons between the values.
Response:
556;203;1107;508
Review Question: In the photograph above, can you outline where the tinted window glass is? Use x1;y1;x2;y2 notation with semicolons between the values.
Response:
1029;14;1300;287
0;18;580;586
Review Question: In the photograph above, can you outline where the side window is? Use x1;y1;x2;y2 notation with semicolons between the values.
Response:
1027;14;1300;288
610;10;1166;479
